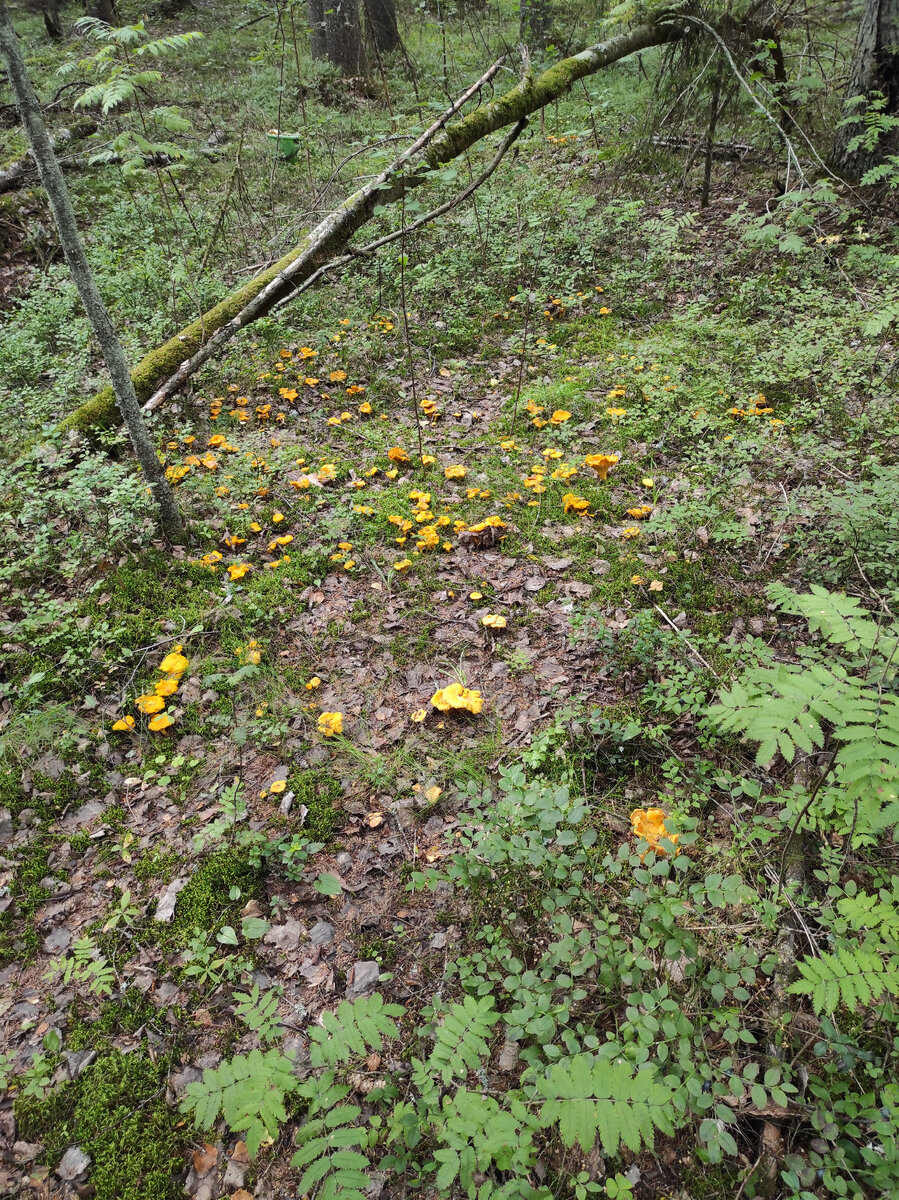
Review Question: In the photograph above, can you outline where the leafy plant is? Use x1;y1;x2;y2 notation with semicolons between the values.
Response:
417;995;501;1088
63;19;202;174
308;994;404;1068
787;947;899;1015
531;1055;679;1154
710;585;899;841
180;1047;298;1157
48;937;116;997
291;1073;373;1200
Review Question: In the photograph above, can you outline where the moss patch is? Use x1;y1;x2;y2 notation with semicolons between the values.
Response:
288;768;343;842
67;988;159;1052
15;1051;184;1200
167;845;263;941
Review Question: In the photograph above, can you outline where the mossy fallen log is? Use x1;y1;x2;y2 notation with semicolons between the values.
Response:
59;18;683;435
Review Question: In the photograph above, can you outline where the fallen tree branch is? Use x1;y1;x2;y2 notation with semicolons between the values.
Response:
650;132;760;161
0;124;88;192
143;117;528;412
60;17;685;435
1;139;221;193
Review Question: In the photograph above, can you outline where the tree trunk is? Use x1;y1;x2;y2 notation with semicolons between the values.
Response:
58;18;684;435
85;0;118;21
42;0;62;38
830;0;899;179
308;0;327;59
326;0;365;74
0;0;185;543
520;0;550;48
364;0;399;53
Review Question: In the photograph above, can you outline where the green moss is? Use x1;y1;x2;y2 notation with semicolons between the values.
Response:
168;846;263;941
67;988;159;1051
680;1162;739;1198
88;552;216;653
133;848;180;883
16;1051;184;1200
288;768;342;842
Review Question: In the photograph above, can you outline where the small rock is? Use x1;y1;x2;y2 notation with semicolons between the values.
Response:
153;877;189;923
309;919;335;947
43;927;72;954
64;1050;97;1080
345;960;379;999
13;1141;41;1163
497;1040;520;1072
169;1065;202;1099
57;1146;91;1181
263;920;305;953
222;1159;247;1190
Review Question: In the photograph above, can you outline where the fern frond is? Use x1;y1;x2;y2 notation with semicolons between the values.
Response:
534;1055;678;1154
180;1047;298;1157
787;947;899;1014
766;583;899;662
426;995;501;1085
291;1073;370;1200
307;994;404;1068
835;891;899;949
710;662;848;763
233;984;283;1044
136;31;204;56
833;694;899;830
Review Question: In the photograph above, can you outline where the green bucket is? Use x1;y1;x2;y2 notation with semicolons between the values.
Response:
267;130;301;162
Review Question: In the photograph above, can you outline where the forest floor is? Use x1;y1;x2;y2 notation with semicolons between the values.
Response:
1;4;899;1199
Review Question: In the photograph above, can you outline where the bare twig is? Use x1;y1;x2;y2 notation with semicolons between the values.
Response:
653;604;719;676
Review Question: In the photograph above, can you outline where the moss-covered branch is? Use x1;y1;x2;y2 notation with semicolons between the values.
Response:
60;19;683;434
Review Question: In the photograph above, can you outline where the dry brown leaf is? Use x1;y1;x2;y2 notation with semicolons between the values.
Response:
193;1144;218;1174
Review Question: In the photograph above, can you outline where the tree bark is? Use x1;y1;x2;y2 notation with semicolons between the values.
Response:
520;0;550;48
325;0;365;74
42;0;62;38
830;0;899;179
364;0;400;53
58;18;684;435
308;0;327;59
85;0;118;21
0;0;185;543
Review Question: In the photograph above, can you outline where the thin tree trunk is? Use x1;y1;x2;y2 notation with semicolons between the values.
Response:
830;0;899;179
0;0;185;543
520;0;550;48
308;0;327;59
326;0;365;74
42;0;62;39
364;0;400;53
85;0;118;21
701;78;721;208
58;18;684;435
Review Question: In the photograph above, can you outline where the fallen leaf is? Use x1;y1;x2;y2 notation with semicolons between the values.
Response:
193;1144;218;1175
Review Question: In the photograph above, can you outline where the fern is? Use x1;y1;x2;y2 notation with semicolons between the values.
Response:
834;890;899;949
307;994;404;1068
233;984;283;1044
787;948;899;1014
710;661;849;764
291;1073;370;1200
832;693;899;829
180;1047;298;1157
47;936;115;996
423;995;501;1087
433;1090;538;1198
533;1055;678;1154
766;583;899;663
